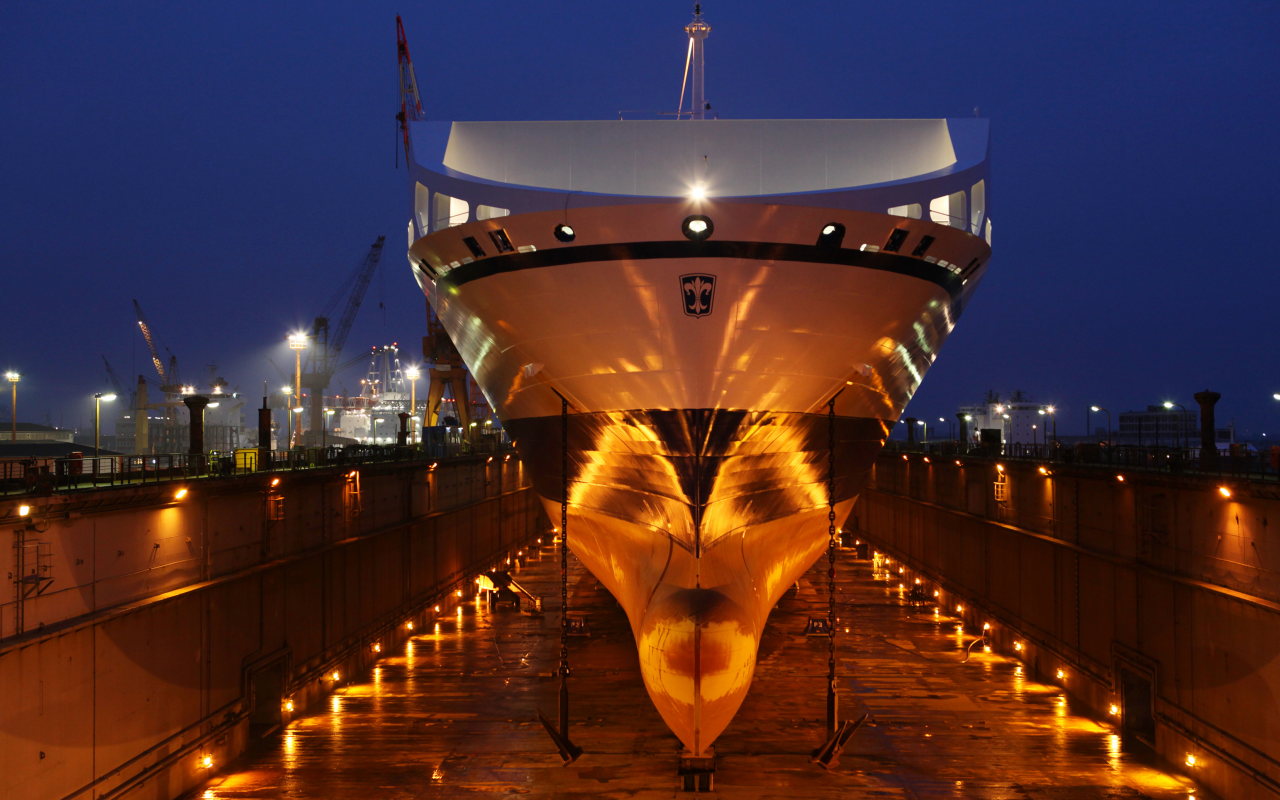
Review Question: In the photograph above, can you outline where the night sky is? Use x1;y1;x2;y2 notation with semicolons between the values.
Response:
3;1;1278;438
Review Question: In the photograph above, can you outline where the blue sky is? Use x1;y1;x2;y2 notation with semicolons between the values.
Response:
3;1;1278;436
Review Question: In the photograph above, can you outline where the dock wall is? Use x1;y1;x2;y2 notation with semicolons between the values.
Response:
855;452;1280;800
0;455;545;800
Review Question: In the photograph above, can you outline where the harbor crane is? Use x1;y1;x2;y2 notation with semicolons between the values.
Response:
301;236;386;436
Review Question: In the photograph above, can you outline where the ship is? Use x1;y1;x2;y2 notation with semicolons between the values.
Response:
396;9;991;758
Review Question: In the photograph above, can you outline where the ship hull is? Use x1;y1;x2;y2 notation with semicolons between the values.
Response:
409;200;989;753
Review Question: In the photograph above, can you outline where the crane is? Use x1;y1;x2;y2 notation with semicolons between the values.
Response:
301;237;386;435
132;300;181;393
396;16;424;166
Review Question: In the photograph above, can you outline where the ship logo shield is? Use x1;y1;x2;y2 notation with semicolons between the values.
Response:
680;274;716;317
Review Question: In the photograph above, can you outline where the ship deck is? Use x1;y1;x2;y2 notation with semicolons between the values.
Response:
189;543;1212;799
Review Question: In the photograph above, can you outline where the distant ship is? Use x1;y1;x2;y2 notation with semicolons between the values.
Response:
397;8;991;757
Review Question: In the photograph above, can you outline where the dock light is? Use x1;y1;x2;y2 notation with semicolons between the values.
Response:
429;463;437;469
681;215;714;241
332;671;340;681
270;477;280;487
174;488;188;500
1038;466;1049;475
407;621;414;630
1109;703;1119;716
1116;475;1125;482
690;185;705;200
816;222;845;248
956;604;963;613
996;464;1004;472
285;699;294;712
282;386;292;394
536;538;542;544
434;605;440;612
1056;668;1065;680
487;456;493;462
1219;486;1232;498
553;223;576;242
983;645;991;653
1014;641;1023;651
1091;406;1100;412
983;622;991;630
373;642;381;652
933;590;939;597
201;755;213;769
955;460;963;466
455;589;462;597
923;457;930;463
915;578;921;584
18;505;31;516
902;455;908;460
1186;754;1197;767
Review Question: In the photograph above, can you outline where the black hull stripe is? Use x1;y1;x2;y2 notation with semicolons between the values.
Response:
438;240;964;296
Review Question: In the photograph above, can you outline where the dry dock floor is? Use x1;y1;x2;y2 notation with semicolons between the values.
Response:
193;542;1211;799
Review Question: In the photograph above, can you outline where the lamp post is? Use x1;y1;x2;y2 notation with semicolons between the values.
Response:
917;418;927;444
1091;406;1112;463
405;368;420;444
288;334;308;448
324;408;335;450
939;417;955;441
6;372;19;442
1047;405;1057;448
93;392;117;459
373;418;383;444
1163;401;1189;450
280;387;293;450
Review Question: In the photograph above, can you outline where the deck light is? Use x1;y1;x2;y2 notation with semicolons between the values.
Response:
271;477;280;487
1185;754;1197;767
996;464;1004;472
407;621;414;630
174;488;188;500
456;589;462;596
1056;668;1065;679
1218;486;1232;498
955;604;963;613
18;505;30;516
553;223;576;242
955;460;962;466
1116;475;1125;482
332;671;340;681
933;590;939;597
1109;703;1119;716
434;605;440;612
285;699;295;712
1038;466;1049;475
1014;641;1023;651
983;622;990;630
681;215;714;241
373;642;381;652
816;222;845;248
201;755;213;769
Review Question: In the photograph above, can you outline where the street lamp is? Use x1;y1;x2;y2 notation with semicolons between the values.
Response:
1091;406;1112;458
405;368;420;444
917;418;927;444
1046;406;1057;448
5;372;19;442
288;334;308;448
1163;401;1189;449
93;392;117;459
324;407;335;449
373;418;383;443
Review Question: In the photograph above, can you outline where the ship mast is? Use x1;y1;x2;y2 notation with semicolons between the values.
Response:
685;5;711;120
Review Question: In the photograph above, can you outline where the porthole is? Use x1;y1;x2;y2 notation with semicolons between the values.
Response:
682;215;714;241
816;222;845;248
553;223;576;243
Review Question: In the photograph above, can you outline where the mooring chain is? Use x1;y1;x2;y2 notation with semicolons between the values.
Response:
558;396;568;675
827;396;838;715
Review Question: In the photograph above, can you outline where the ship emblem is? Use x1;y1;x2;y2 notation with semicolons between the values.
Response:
680;274;716;317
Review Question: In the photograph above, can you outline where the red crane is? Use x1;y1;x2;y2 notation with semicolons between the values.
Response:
396;16;424;166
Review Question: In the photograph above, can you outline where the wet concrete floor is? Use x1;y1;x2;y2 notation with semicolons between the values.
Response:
194;542;1212;799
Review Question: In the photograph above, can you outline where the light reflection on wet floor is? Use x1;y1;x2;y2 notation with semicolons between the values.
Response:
193;544;1213;799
